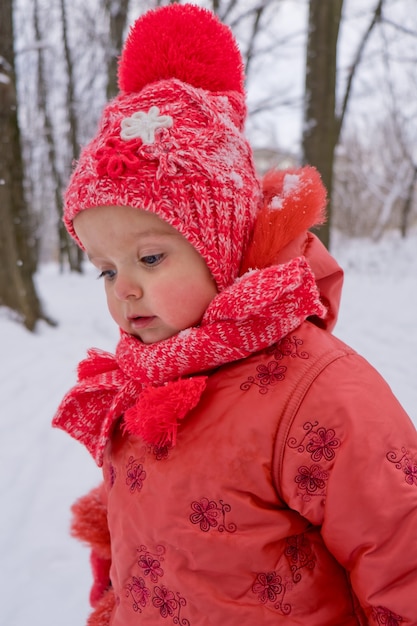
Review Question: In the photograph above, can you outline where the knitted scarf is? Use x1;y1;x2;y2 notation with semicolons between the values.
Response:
53;257;326;466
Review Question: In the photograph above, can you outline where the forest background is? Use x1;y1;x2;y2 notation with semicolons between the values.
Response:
2;4;417;624
1;0;417;330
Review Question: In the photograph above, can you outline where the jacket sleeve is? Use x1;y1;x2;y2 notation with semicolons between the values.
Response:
278;350;417;624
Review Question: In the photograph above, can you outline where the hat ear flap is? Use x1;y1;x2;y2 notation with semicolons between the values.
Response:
240;166;327;273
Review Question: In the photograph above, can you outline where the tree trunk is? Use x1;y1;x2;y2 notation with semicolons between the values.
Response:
0;0;53;330
302;0;343;249
60;0;84;271
400;165;417;238
105;0;130;100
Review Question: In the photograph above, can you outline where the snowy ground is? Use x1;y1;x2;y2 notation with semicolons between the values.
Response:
1;232;416;626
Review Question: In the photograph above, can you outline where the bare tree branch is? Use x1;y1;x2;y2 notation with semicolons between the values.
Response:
381;17;417;38
245;5;264;77
337;0;384;141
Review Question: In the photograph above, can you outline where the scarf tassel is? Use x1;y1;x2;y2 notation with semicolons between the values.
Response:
124;376;208;448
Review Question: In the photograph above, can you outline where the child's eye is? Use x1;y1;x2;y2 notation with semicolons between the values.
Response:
97;269;116;281
141;254;163;267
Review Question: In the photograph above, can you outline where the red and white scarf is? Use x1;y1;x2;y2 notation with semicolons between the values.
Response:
53;257;326;466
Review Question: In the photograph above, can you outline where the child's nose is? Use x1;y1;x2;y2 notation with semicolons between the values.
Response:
114;272;143;301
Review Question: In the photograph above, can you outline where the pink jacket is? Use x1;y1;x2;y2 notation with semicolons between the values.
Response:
72;236;417;626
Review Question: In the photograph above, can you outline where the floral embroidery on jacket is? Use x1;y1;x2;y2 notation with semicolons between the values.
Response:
126;456;147;493
287;421;340;461
125;543;190;623
295;465;329;502
137;545;165;583
152;443;170;460
251;535;316;612
386;447;417;486
372;605;404;625
267;335;309;361
240;335;309;394
288;420;341;502
252;571;291;615
240;361;287;394
152;585;189;623
125;576;151;612
284;534;316;582
189;497;237;533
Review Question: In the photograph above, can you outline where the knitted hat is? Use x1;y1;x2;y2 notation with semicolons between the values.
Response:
63;4;261;291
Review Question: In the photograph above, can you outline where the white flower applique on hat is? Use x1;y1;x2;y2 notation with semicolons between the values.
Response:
120;106;173;145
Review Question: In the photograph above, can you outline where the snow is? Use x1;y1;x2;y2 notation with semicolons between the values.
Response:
1;233;417;626
283;173;300;196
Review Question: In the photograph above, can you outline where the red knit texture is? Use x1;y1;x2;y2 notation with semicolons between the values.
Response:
119;4;244;95
241;166;327;274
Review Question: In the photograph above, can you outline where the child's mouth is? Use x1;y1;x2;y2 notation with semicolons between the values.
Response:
128;315;156;330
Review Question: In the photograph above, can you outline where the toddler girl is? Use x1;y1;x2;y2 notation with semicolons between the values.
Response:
54;5;417;625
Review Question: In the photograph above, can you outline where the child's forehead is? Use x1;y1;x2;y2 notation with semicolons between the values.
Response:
73;205;191;255
74;205;176;231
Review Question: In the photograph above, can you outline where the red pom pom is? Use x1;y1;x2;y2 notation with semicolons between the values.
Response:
241;166;327;273
118;4;244;95
70;485;111;559
89;552;112;607
124;377;207;448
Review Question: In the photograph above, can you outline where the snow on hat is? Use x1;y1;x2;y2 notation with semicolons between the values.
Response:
63;3;261;291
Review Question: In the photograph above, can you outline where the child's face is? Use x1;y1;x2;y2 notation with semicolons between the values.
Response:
73;205;218;344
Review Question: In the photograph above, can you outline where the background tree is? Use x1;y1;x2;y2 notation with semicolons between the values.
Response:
302;0;386;248
302;0;343;248
32;0;81;272
333;112;417;241
0;0;52;330
331;0;417;241
105;0;130;99
58;0;84;271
